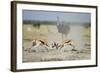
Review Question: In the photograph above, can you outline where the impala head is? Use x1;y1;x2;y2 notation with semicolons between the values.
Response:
51;42;59;49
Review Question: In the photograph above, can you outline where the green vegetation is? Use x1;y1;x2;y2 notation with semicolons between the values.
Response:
23;20;56;25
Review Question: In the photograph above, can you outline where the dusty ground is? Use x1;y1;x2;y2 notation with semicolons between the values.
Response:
23;47;90;62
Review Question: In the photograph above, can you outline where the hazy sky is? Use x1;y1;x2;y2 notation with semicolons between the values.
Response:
23;10;91;23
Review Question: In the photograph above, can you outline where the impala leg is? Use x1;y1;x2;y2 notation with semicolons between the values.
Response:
45;46;50;52
58;45;63;50
27;48;32;53
71;44;75;49
69;44;77;51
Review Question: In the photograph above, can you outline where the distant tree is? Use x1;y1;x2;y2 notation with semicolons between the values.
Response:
83;23;91;28
33;21;40;29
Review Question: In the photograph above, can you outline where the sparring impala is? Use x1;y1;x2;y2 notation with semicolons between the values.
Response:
25;39;49;52
58;39;76;51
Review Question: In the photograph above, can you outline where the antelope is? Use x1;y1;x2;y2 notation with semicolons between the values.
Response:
25;38;76;52
58;39;76;51
26;39;49;52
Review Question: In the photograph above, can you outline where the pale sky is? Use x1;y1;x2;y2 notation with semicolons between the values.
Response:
23;10;91;23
